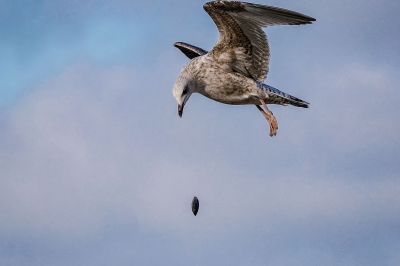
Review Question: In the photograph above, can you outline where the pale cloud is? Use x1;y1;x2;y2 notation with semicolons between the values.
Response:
0;63;398;247
301;63;400;160
1;0;400;265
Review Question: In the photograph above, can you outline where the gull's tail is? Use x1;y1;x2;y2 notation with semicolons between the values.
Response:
259;83;309;108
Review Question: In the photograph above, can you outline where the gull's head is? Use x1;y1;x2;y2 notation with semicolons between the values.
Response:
173;70;194;118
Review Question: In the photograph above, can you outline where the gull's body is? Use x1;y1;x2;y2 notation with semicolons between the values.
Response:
173;1;315;137
178;55;257;105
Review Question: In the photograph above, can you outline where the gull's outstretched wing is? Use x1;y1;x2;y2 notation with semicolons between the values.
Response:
174;42;207;59
204;1;315;81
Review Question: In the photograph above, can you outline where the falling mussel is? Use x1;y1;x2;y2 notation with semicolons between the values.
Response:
192;196;199;216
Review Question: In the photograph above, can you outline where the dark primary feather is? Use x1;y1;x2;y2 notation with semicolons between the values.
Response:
174;42;207;59
204;1;315;81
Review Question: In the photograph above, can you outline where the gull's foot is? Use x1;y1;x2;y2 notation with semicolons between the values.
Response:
255;104;278;138
268;115;278;137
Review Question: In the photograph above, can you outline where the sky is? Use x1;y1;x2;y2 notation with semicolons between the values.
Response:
0;0;399;265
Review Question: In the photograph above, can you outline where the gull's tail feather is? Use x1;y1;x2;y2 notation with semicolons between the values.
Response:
259;83;309;108
286;95;310;108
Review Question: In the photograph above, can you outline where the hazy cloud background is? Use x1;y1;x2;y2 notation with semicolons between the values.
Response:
0;0;399;265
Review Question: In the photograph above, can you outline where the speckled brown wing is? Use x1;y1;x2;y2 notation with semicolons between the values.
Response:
203;1;315;81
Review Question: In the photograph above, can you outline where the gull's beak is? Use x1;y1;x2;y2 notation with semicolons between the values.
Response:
178;93;190;118
178;103;184;118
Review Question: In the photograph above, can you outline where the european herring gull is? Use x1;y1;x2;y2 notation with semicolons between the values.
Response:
173;1;315;137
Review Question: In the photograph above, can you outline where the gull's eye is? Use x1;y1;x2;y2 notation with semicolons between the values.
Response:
182;86;188;96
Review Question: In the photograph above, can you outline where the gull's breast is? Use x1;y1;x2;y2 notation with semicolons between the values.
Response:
200;79;257;105
193;55;259;105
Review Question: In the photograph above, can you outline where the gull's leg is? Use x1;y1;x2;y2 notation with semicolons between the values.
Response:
255;103;278;137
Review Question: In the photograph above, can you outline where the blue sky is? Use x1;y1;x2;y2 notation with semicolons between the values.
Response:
1;0;400;265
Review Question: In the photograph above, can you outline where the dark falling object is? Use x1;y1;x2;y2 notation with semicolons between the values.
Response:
192;196;199;216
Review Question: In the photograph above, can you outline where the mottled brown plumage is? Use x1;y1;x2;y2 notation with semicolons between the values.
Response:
173;1;315;137
204;1;315;81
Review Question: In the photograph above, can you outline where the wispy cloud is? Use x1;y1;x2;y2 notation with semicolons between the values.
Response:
0;60;399;265
1;0;400;265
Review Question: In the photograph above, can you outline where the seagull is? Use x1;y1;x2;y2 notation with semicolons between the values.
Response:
172;1;315;137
